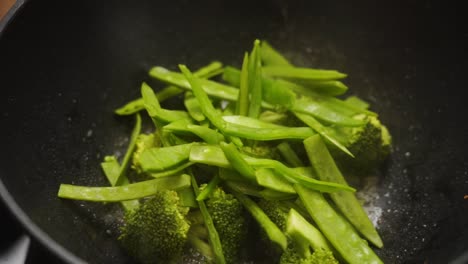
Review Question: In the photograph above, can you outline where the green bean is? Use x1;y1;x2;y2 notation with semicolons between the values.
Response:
260;41;293;67
259;111;288;124
248;40;263;118
222;115;285;129
179;65;227;130
292;96;366;126
57;174;191;202
286;208;331;253
115;113;142;186
191;173;226;264
196;174;221;201
150;66;239;101
345;95;370;110
164;119;225;144
297;80;349;96
220;142;256;182
259;189;297;201
149;162;194;178
295;184;383;264
189;145;354;193
115;61;223;115
229;190;288;251
100;156;139;211
304;135;383;248
263;66;347;81
224;122;315;141
184;93;205;122
141;82;190;123
256;168;295;194
294;112;354;157
236;52;250;116
277;142;304;167
224;180;263;198
139;143;194;172
223;66;295;108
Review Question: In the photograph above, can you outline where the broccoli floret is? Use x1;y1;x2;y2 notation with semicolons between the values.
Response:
257;199;290;232
280;247;338;264
329;114;392;175
131;133;158;172
206;187;249;264
119;190;190;264
280;208;339;264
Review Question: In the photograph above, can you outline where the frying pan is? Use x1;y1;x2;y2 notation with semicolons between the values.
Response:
1;0;467;263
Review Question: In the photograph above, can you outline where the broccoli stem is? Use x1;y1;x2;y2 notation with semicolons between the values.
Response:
57;174;191;202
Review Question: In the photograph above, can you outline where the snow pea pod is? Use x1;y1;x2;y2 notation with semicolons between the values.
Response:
292;96;366;127
150;66;239;101
179;65;226;130
248;40;263;118
220;141;256;182
260;41;293;67
139;143;194;173
304;135;383;248
262;66;347;81
294;112;354;157
230;190;288;251
141;82;190;123
115;61;222;115
295;184;383;264
57;174;191;202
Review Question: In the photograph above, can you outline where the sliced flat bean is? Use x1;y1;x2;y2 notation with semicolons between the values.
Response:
100;156;139;211
230;190;288;251
263;66;347;81
191;174;226;264
179;65;227;130
292;96;366;127
304;135;383;248
139;143;194;172
248;40;263;118
141;82;190;123
58;174;191;202
236;52;250;116
295;184;383;264
260;41;293;67
256;168;295;194
277;142;304;167
220;142;256;182
294;112;354;157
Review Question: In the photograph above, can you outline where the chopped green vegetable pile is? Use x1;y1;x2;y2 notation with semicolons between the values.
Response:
58;40;392;264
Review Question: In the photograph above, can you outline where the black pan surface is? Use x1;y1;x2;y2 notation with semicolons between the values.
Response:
1;0;467;263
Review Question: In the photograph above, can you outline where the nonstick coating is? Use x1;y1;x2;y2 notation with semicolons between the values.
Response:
1;0;467;263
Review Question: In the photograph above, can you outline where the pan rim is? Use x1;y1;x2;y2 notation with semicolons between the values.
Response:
0;178;86;264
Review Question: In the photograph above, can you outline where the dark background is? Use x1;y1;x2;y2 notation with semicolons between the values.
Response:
1;0;467;263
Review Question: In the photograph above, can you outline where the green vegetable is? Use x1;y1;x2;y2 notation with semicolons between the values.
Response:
115;61;223;115
262;66;347;81
57;174;191;201
328;114;392;175
304;134;383;248
295;184;383;264
231;190;288;251
119;190;191;263
58;39;392;264
191;173;226;264
206;187;250;264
